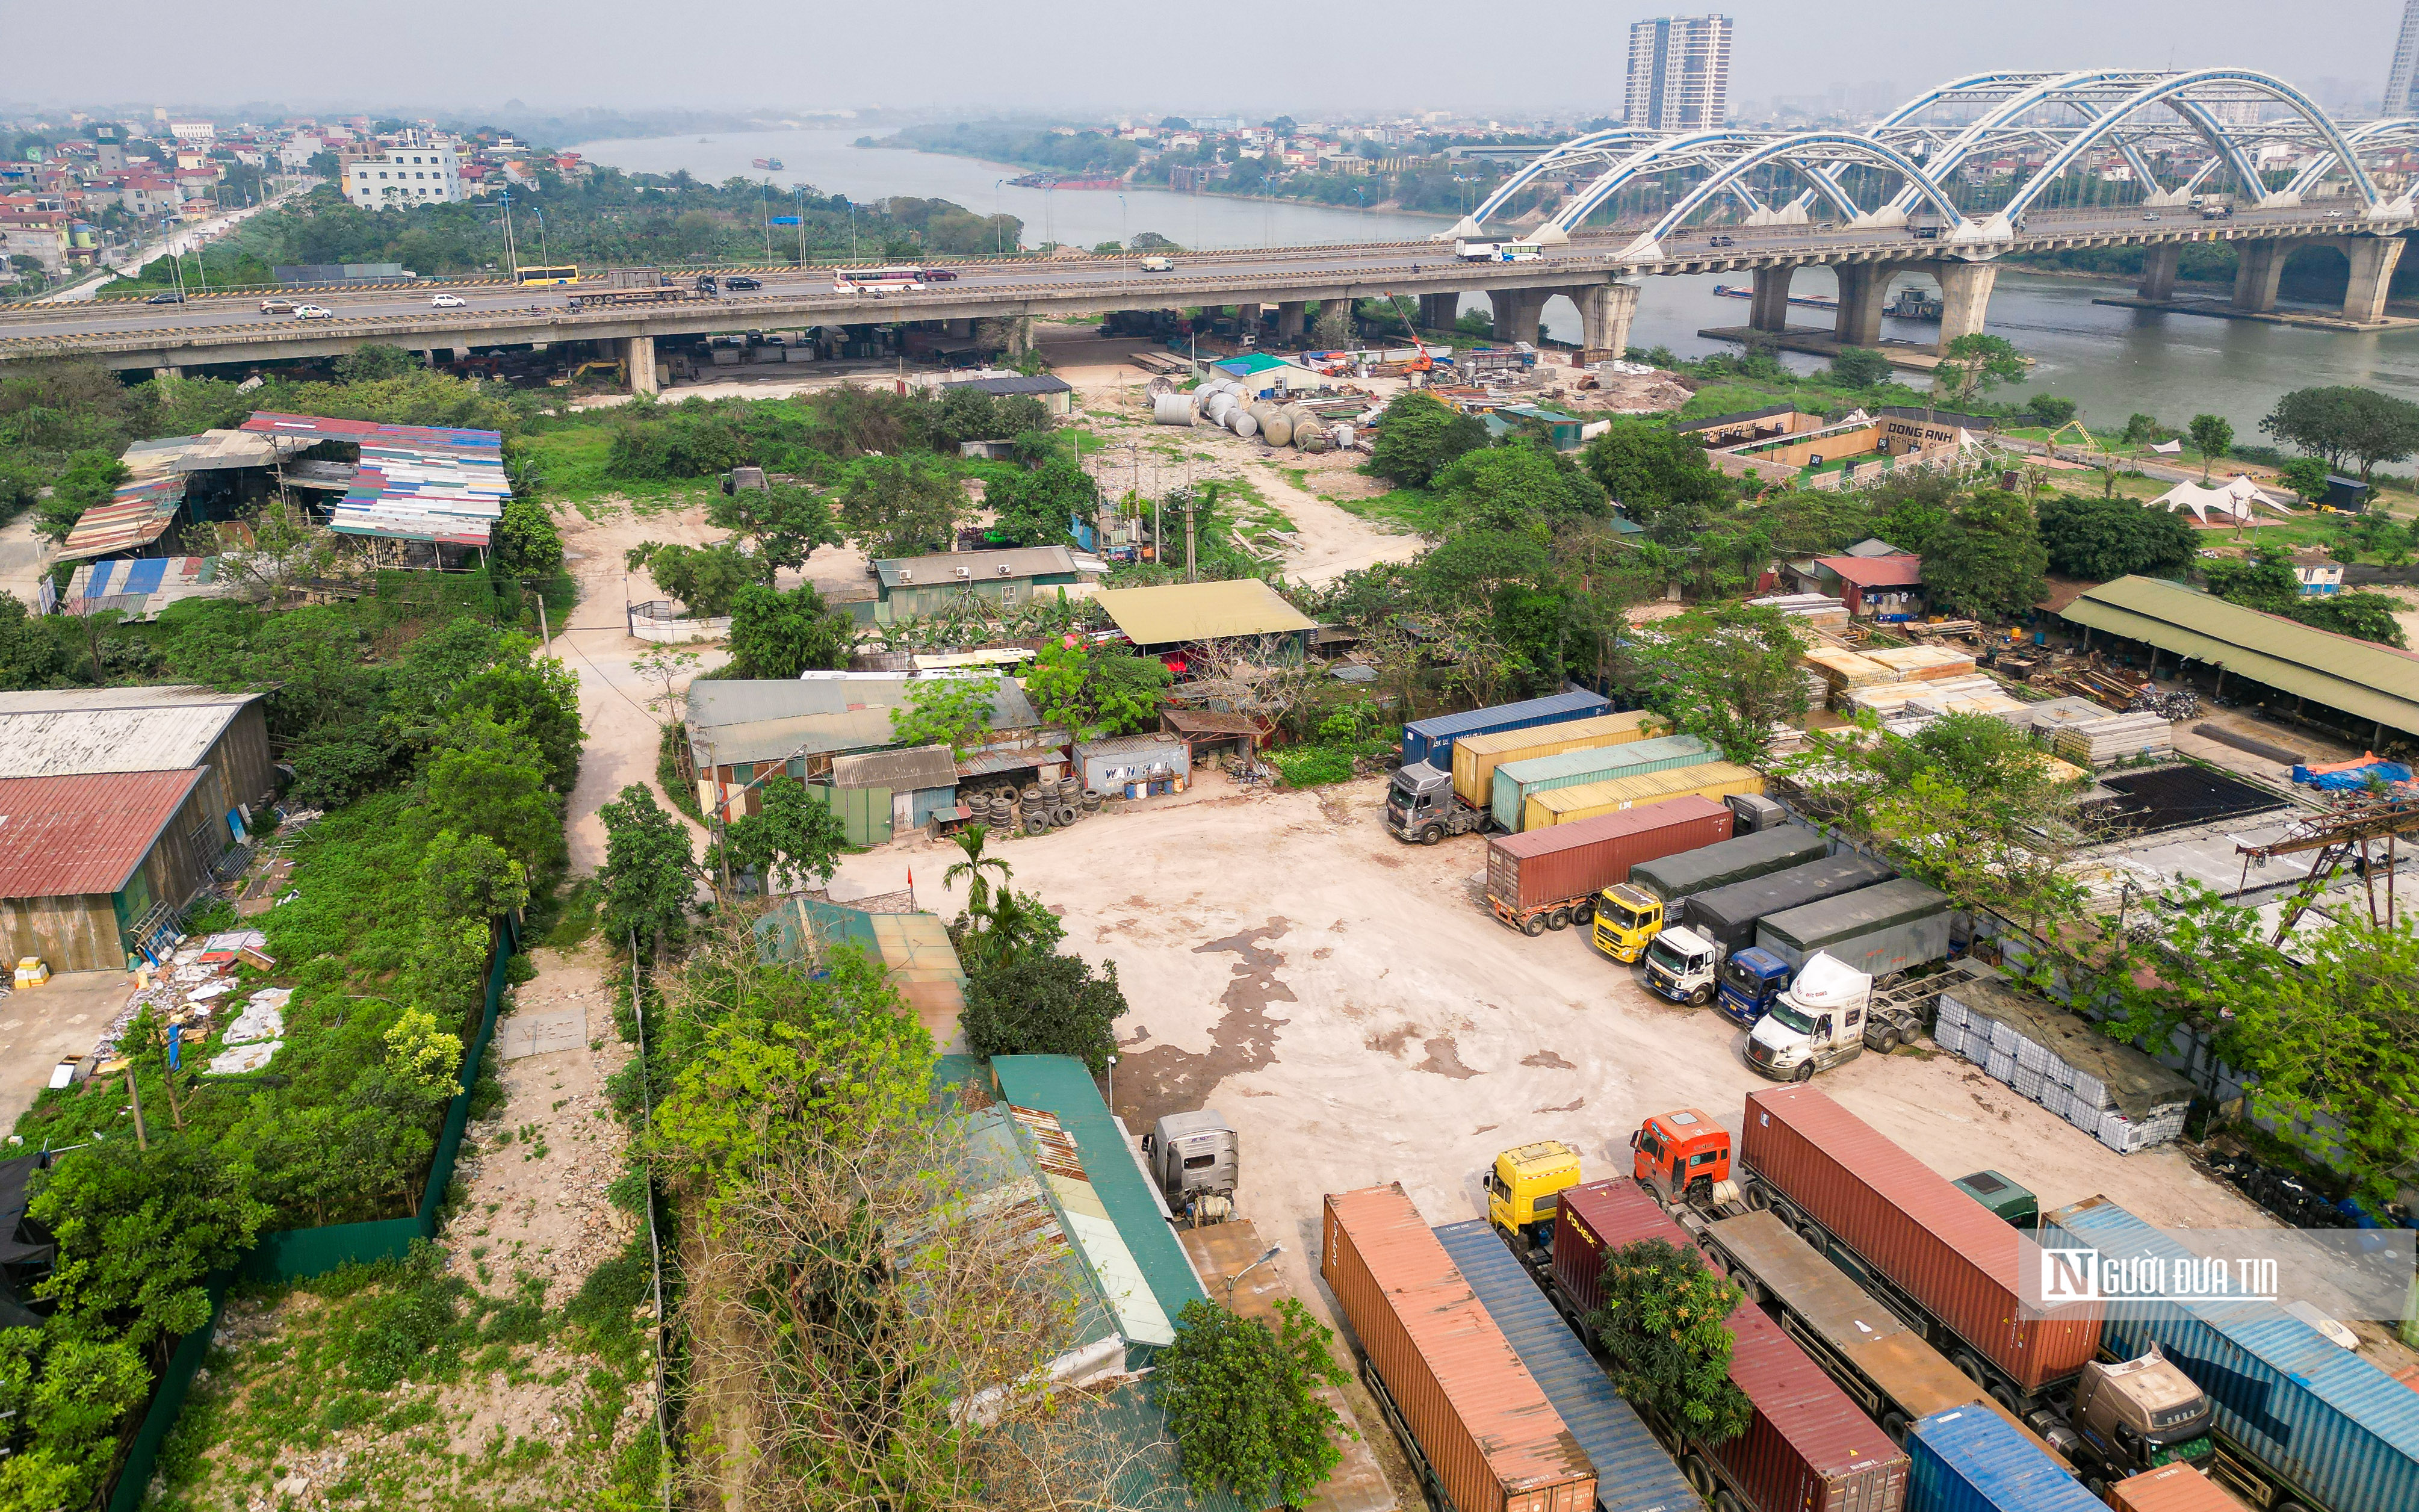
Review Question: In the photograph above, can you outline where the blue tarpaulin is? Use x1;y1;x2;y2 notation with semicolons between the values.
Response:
2291;761;2412;789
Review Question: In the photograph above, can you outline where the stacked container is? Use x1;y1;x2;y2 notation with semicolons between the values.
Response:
1490;734;1711;833
1451;710;1673;814
1400;690;1612;770
1522;761;1765;829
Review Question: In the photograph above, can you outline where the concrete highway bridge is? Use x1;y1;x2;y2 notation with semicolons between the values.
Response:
2;68;2412;389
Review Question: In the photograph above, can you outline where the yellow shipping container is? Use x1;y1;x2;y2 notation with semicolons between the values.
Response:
1446;710;1670;810
1523;760;1765;829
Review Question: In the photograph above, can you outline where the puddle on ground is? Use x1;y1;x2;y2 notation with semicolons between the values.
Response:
1416;1035;1479;1079
1521;1050;1575;1069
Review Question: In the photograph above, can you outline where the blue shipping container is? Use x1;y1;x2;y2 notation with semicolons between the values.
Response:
1907;1408;2100;1512
2043;1196;2419;1512
1400;690;1611;770
1434;1221;1694;1512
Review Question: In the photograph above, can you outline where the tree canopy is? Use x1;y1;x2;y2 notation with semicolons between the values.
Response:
2261;385;2419;482
2035;492;2198;581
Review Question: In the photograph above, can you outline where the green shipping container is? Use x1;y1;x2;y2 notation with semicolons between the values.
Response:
1489;734;1711;832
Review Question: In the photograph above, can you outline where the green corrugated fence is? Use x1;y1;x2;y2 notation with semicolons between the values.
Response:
106;916;519;1511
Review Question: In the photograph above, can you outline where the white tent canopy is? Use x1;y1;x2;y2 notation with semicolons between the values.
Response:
2151;474;2288;525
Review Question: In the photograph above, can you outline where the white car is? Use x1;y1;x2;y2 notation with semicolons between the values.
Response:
431;293;466;308
294;305;333;320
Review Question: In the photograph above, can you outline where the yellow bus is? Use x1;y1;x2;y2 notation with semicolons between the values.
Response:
513;265;580;286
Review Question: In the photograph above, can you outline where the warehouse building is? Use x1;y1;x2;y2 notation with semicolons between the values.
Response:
2060;575;2419;745
1093;579;1316;655
871;545;1088;621
0;686;277;835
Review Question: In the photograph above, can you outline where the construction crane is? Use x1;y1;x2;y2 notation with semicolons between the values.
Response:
2233;791;2419;941
1377;291;1435;375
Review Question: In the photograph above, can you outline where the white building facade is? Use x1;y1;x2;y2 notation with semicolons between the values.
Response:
342;133;462;209
1625;14;1734;132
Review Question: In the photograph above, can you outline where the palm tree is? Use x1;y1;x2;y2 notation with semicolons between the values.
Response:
943;825;1013;920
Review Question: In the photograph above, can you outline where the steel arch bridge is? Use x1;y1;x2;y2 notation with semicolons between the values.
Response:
1455;69;2419;258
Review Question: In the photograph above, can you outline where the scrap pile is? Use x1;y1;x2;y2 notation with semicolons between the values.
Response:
2050;711;2175;767
1747;591;1851;628
2128;686;2201;719
1934;978;2194;1153
79;931;288;1089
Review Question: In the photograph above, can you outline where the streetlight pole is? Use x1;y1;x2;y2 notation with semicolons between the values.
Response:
1224;1244;1283;1309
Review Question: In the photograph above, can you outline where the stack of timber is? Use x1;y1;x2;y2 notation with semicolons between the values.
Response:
1862;645;1978;682
2051;711;2174;767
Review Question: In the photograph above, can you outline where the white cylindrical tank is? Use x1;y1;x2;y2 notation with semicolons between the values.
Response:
1258;407;1293;446
1153;394;1197;426
1230;412;1260;439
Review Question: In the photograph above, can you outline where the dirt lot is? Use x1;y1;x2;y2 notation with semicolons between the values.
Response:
825;773;2276;1338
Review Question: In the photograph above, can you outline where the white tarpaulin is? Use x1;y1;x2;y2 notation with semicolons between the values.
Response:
2151;474;2285;524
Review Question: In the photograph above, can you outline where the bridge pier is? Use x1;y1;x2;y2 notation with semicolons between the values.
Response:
1573;282;1640;356
2232;241;2285;313
2138;243;2180;302
1488;287;1549;345
1936;261;1998;346
2342;236;2405;324
1418;292;1460;335
1275;301;1307;341
1833;264;1895;347
153;365;181;381
624;335;658;397
1750;267;1794;332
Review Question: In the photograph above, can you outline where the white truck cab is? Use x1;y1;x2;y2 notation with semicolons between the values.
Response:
1641;925;1722;1006
1742;952;1872;1082
1453;239;1499;261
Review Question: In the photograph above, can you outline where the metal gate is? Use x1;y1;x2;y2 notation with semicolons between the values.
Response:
808;784;893;849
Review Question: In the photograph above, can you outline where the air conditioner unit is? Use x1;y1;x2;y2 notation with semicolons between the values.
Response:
899;569;913;582
955;565;971;578
997;563;1013;575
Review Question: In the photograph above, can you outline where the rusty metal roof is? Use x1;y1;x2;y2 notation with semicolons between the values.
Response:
0;769;206;897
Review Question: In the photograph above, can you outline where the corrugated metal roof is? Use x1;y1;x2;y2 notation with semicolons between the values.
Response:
830;745;957;792
875;545;1077;590
938;373;1073;396
2061;575;2419;737
0;769;206;897
1006;1105;1175;1348
1094;579;1317;646
1817;553;1925;587
0;686;262;713
689;678;1039;769
0;689;259;778
62;556;231;622
59;474;185;561
238;412;504;453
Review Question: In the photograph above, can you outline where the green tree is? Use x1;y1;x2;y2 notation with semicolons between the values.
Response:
2187;413;2234;481
1623;603;1807;765
1586;1238;1753;1446
1868;471;1960;556
2025;394;2079;429
1581;420;1730;527
961;952;1129;1073
838;455;963;558
1021;640;1171;737
1922;489;2048;621
2262;385;2419;483
2278;456;2331;501
598;783;697;953
711;773;850;893
0;1331;153;1511
420;716;565;876
707;482;841;572
439;660;584;796
1931;333;2028;412
333;343;420;382
1157;1297;1351;1505
991;456;1097;547
1827;347;1893;389
2290;590;2410;647
2204;542;2303;609
493;495;565;576
36;448;126;543
726;581;852;679
0;592;64;690
2035;492;2198;581
943;825;1012;918
1439;439;1609;530
889;675;999;757
1366;389;1488;488
32;1139;271;1351
2122;412;2163;447
624;540;773;618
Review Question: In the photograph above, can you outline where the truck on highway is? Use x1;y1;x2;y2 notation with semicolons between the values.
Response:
1639;852;1897;1007
1718;877;1954;1026
1386;690;1611;842
1321;1183;1601;1512
1595;825;1829;964
1454;239;1544;262
1484;796;1733;935
1489;734;1708;833
2045;1194;2419;1512
564;267;715;311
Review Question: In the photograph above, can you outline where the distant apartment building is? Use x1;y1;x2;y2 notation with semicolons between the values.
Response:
342;132;462;209
119;175;184;217
1625;14;1734;132
166;120;215;145
2391;0;2419;117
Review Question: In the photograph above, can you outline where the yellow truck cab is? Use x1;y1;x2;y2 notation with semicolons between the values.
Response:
1487;1139;1582;1247
1590;883;1665;963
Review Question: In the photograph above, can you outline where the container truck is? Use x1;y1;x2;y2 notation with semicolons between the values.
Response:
1484;797;1733;935
1521;760;1765;831
1747;958;2002;1080
1640;854;1897;1008
1596;826;1829;964
2043;1194;2419;1512
1389;691;1612;843
1433;1219;1698;1512
1321;1184;1599;1512
1625;1105;2212;1490
1549;1179;1911;1512
1906;1408;2103;1512
1719;878;1954;1025
1730;1087;2111;1416
1490;734;1709;834
1454;711;1671;812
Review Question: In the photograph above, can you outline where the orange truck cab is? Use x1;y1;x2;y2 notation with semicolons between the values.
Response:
1630;1108;1733;1206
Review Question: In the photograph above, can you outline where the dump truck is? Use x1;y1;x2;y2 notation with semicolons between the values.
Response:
1718;876;1954;1025
1596;825;1828;964
1640;852;1897;1008
1138;1109;1237;1227
1433;1219;1700;1512
1626;1105;2213;1492
1489;734;1709;834
2044;1194;2419;1512
1484;796;1732;936
1388;690;1611;843
1321;1183;1599;1512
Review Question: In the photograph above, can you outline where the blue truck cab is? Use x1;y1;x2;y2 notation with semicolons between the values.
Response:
1715;946;1792;1024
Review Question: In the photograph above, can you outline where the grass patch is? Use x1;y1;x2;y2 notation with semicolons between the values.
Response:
520;426;717;509
1331;483;1454;535
658;723;704;823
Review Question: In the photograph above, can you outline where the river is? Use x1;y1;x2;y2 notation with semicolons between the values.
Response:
575;126;2419;437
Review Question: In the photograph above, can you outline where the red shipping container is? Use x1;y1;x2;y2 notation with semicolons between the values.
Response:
2110;1465;2246;1512
1487;795;1734;914
1322;1185;1596;1512
1738;1087;2102;1394
1554;1180;1907;1512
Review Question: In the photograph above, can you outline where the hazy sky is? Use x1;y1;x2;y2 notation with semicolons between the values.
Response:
8;1;2409;119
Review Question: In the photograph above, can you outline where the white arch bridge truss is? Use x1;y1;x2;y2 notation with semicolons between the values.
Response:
1458;70;2419;259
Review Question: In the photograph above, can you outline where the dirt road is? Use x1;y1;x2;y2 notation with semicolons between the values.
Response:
826;773;2272;1337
